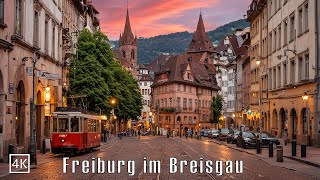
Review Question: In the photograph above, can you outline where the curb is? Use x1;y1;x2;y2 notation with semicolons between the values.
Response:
210;139;320;169
283;155;320;168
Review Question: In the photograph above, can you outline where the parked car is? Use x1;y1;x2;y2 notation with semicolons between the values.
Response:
236;131;257;149
218;128;230;141
208;129;220;139
141;131;149;136
256;133;280;147
200;129;205;136
203;129;209;137
226;130;240;144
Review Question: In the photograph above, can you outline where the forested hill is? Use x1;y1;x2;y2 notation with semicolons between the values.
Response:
110;19;249;64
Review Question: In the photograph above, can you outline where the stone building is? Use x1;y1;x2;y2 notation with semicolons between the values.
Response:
114;9;138;79
137;64;153;131
0;0;63;162
151;14;220;136
246;0;268;131
265;0;319;145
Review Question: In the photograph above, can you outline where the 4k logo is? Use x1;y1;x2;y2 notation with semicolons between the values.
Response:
9;154;30;173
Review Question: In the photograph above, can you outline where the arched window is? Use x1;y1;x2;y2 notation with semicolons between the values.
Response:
122;50;126;58
131;50;134;60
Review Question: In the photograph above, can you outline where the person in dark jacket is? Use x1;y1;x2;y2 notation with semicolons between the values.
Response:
103;129;107;142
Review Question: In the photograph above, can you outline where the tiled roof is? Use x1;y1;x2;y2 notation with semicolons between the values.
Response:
146;54;171;73
153;52;220;90
119;9;137;46
187;14;215;53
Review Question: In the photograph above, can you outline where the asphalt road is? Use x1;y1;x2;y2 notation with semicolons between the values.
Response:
2;136;319;180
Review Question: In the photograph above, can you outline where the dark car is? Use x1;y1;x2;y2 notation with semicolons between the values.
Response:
236;131;257;149
208;129;220;139
226;130;240;144
218;128;229;141
257;133;280;147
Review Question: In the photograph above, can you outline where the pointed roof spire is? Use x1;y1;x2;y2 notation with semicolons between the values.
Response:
120;8;136;46
187;13;214;53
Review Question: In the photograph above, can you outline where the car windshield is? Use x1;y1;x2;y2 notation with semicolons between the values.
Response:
212;130;219;134
243;132;255;138
234;131;240;135
221;129;229;133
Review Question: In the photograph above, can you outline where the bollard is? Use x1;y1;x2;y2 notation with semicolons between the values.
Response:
269;142;273;157
276;145;283;162
8;144;14;162
42;139;46;154
301;144;307;158
292;139;297;156
256;140;261;154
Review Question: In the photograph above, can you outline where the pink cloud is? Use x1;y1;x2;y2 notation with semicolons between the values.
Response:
94;0;249;40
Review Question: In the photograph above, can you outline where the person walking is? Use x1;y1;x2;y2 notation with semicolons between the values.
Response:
283;128;288;145
138;130;141;139
103;129;107;143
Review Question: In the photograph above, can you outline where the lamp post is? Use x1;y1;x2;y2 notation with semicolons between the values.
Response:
302;92;309;145
256;59;263;154
110;98;117;134
22;50;40;165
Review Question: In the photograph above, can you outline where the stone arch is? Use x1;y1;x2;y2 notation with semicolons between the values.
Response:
279;108;287;137
300;108;308;135
16;80;26;146
290;108;298;139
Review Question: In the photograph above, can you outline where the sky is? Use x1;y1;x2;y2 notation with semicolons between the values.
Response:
94;0;251;40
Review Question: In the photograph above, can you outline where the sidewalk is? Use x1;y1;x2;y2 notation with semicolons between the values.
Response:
208;137;320;177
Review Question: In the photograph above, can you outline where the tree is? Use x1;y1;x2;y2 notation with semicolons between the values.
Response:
68;29;142;122
210;95;224;125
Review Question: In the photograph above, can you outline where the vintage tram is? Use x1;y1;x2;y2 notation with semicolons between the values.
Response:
51;107;102;154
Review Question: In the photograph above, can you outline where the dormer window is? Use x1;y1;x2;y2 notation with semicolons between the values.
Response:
187;73;191;80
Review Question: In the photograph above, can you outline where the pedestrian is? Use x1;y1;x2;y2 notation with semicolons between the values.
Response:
138;130;141;139
284;128;288;145
103;129;107;143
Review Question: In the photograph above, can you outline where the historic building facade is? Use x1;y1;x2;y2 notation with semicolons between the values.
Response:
246;0;268;131
0;0;63;162
266;0;318;145
151;14;220;136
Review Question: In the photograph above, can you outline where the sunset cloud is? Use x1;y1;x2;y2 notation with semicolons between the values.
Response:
94;0;250;40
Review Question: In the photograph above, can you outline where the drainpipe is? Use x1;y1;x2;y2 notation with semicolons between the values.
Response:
314;0;319;146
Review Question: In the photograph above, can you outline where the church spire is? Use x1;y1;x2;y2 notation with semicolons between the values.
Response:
119;8;136;46
187;13;214;53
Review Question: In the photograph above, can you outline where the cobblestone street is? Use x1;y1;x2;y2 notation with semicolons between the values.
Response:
2;136;319;180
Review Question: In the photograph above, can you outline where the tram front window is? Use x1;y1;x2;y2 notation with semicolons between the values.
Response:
71;117;80;132
58;118;69;132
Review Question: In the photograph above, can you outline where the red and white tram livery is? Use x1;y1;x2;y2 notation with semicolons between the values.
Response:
51;107;102;154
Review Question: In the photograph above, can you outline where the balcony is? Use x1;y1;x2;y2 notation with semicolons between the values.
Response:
160;107;175;113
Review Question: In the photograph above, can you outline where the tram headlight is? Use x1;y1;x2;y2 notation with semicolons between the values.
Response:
61;139;65;143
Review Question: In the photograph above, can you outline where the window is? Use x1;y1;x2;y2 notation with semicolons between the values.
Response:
283;19;288;45
269;32;272;54
195;99;198;108
187;73;191;80
52;25;55;58
222;81;228;86
122;50;126;58
188;99;192;109
278;25;281;49
273;29;277;51
169;98;172;107
304;3;308;31
283;62;287;85
183;98;187;108
15;0;23;35
273;68;276;89
131;50;135;60
277;65;281;88
45;18;49;54
290;14;295;41
70;117;80;132
298;8;303;34
290;60;295;84
183;84;186;92
0;0;4;24
34;11;39;46
177;97;181;107
177;84;180;91
144;82;147;86
298;57;303;82
58;118;69;132
305;54;309;79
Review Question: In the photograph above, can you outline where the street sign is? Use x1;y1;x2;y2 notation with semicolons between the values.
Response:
37;71;60;80
26;67;33;76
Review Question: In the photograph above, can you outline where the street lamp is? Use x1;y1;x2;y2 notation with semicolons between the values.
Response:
256;59;263;154
302;92;309;145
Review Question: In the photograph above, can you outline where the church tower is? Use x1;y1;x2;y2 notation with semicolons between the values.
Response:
118;9;138;78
